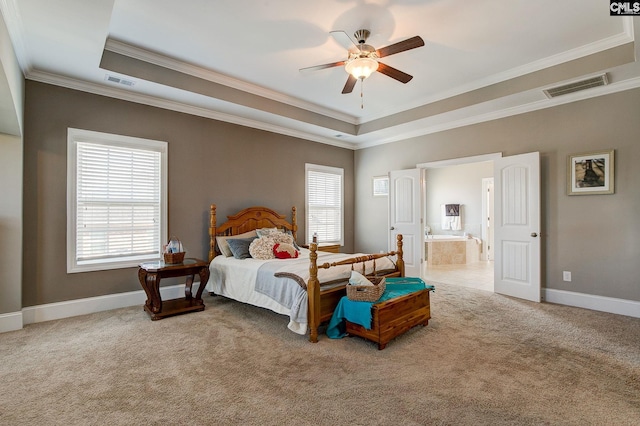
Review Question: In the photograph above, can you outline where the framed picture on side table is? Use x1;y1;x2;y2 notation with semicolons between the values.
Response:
567;149;615;195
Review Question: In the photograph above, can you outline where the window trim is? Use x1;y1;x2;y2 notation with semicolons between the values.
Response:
305;163;344;246
67;128;168;273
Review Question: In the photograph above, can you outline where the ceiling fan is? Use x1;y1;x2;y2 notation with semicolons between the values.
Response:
300;29;425;94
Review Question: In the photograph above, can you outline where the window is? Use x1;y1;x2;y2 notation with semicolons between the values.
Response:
67;128;168;273
305;163;343;245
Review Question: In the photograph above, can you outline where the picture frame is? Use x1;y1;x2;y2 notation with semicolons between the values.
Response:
567;149;615;195
372;176;389;197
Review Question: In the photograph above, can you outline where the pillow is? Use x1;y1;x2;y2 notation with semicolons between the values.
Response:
269;232;295;246
284;229;301;250
256;227;280;238
273;243;299;259
256;228;301;249
348;270;374;286
217;230;258;257
249;236;276;260
226;237;257;259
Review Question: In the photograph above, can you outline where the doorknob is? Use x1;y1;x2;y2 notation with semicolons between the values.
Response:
531;232;538;237
390;226;395;230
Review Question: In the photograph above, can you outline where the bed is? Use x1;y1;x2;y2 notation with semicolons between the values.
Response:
205;204;405;342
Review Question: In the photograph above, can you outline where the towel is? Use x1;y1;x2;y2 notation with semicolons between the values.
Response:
445;204;460;216
450;216;461;231
441;204;462;231
441;204;450;230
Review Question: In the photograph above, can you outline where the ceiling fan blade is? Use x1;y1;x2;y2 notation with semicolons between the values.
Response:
377;62;413;84
376;36;425;58
330;30;357;50
299;61;346;73
341;74;357;94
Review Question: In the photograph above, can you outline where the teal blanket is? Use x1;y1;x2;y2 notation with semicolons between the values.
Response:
326;277;435;339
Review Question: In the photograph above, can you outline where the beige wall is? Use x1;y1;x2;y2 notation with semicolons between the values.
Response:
22;81;354;307
355;88;640;302
18;81;640;308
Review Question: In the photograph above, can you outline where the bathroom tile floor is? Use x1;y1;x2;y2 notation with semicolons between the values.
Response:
422;261;494;292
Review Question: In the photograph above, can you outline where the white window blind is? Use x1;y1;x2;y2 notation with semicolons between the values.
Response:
306;164;343;245
68;129;167;272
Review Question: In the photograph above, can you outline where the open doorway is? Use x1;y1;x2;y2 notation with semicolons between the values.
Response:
417;154;498;292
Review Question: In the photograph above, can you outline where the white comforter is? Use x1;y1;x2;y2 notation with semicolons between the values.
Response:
205;248;396;335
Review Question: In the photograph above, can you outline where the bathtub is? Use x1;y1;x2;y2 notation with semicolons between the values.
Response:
425;235;481;265
425;235;469;241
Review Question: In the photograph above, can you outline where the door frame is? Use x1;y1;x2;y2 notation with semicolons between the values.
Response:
417;152;502;272
481;177;494;261
416;153;503;170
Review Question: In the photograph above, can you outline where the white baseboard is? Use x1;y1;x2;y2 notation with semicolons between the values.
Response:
0;311;24;333
2;285;637;333
544;288;640;318
21;283;203;325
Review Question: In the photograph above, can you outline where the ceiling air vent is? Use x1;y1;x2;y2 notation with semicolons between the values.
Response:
104;74;136;87
543;74;608;98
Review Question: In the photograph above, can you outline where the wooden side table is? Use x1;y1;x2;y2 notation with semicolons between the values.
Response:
137;258;210;320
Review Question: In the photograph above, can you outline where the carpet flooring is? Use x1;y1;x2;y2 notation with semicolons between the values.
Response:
1;284;638;425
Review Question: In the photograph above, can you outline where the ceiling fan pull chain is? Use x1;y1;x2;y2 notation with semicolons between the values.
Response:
360;79;364;109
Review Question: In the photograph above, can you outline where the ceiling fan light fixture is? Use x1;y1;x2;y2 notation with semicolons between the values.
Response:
345;57;379;80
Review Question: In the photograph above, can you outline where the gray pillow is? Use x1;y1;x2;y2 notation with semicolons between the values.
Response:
284;229;301;250
227;237;257;259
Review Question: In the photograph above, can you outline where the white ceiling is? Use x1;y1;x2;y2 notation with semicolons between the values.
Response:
3;0;640;149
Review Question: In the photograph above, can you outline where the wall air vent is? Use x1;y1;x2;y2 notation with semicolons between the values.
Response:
543;74;608;98
104;74;136;87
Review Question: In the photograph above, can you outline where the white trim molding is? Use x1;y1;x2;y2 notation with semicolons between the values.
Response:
417;152;502;169
0;311;23;333
21;283;203;325
2;285;637;333
544;288;640;319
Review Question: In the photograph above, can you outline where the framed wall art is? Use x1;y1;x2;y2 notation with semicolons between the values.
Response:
372;176;389;197
567;149;614;195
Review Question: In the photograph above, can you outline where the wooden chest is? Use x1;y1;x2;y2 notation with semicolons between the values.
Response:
345;285;431;350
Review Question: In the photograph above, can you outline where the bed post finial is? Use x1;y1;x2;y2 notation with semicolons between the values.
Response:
291;206;298;242
396;234;405;277
209;204;217;262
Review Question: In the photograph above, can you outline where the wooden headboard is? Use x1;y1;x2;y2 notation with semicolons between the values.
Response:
209;204;298;261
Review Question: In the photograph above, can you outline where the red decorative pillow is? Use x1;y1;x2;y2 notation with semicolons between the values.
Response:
273;243;299;259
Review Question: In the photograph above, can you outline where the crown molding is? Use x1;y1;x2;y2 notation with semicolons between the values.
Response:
104;38;358;125
26;69;357;150
359;18;636;124
26;66;640;152
355;75;640;149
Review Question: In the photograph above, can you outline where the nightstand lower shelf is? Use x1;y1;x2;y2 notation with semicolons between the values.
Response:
143;297;205;320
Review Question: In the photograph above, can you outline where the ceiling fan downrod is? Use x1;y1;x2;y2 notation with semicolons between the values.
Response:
354;29;371;46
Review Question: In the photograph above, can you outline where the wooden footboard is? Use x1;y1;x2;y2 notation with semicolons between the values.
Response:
307;234;405;343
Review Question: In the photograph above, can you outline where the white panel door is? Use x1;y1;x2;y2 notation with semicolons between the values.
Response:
389;168;423;278
494;152;541;302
